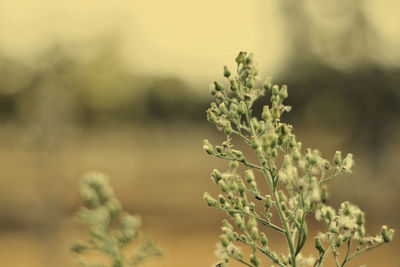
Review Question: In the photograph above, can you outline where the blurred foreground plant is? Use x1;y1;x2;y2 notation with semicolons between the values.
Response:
72;172;161;267
203;52;394;267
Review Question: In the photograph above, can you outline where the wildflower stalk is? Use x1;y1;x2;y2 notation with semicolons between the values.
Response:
71;172;161;267
203;52;394;267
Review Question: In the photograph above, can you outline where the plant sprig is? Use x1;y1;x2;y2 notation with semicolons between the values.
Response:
203;52;394;267
72;172;161;267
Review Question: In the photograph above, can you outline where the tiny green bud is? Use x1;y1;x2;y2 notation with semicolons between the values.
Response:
247;216;257;229
271;148;278;158
251;226;259;240
246;78;254;89
218;194;226;205
223;66;231;78
214;81;224;92
292;147;301;161
224;125;233;136
237;179;246;196
209;87;217;96
238;101;246;114
229;180;238;191
271;107;280;120
250;181;258;192
278;190;287;203
206;109;218;124
260;232;268;247
231;149;244;160
262;106;271;121
220;234;230;247
279;85;288;99
218;180;228;193
263;77;272;90
203;139;214;155
336;236;343;247
264;195;272;210
272;85;279;96
244;170;255;183
211;169;223;183
357;212;365;226
229;160;238;169
229;78;238;91
381;225;395;243
219;103;228;114
333;151;342;165
251;136;259;149
204;192;218;207
235;52;246;64
245;54;254;65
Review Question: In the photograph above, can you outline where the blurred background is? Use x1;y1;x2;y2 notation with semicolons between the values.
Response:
0;0;399;266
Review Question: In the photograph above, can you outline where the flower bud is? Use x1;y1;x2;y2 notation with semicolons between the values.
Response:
219;103;228;114
234;214;245;230
333;151;342;165
214;81;224;92
357;212;365;226
229;160;238;169
224;124;233;136
271;107;280;120
264;195;272;210
342;153;354;172
246;78;254;89
206;109;218;124
220;234;230;247
336;236;343;247
262;106;271;121
260;232;268;247
203;139;214;155
229;180;238;191
263;77;272;90
251;226;259;240
238;101;246;114
381;225;394;243
279;85;288;99
204;192;218;207
272;85;279;96
235;52;246;64
250;181;258;193
211;169;223;183
229;78;238;91
244;170;255;183
231;149;244;160
218;194;226;205
245;54;254;65
218;180;228;193
237;179;246;196
223;66;231;78
292;147;301;161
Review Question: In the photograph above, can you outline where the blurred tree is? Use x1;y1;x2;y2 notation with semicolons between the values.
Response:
271;0;400;158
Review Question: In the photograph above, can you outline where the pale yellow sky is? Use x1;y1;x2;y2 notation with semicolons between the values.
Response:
0;0;398;83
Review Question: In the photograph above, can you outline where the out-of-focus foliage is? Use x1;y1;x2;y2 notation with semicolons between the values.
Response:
72;172;161;267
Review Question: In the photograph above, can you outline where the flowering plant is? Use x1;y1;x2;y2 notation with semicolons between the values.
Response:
71;172;161;267
203;52;394;267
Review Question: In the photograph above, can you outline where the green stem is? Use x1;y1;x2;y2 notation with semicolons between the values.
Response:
343;242;384;265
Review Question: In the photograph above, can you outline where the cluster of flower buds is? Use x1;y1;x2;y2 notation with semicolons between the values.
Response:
204;52;394;267
72;172;161;267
